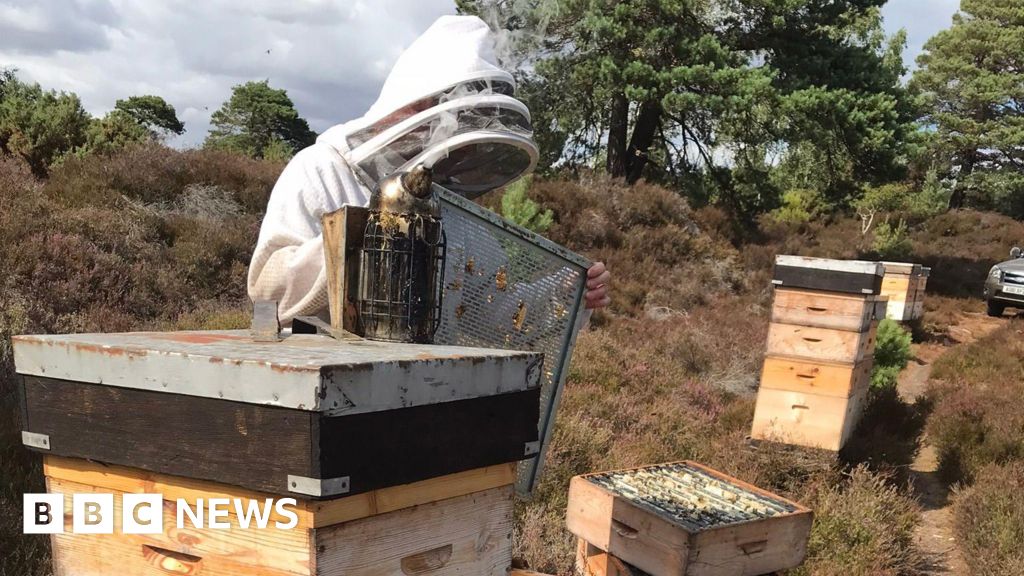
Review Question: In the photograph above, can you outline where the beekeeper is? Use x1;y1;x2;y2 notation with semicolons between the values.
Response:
248;15;611;324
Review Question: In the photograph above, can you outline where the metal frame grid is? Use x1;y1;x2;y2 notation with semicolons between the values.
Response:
432;185;591;495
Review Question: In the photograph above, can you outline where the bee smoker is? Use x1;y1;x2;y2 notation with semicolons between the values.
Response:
357;166;447;343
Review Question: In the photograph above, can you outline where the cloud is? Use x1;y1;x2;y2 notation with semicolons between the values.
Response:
881;0;959;72
0;0;120;55
0;0;962;148
0;0;456;147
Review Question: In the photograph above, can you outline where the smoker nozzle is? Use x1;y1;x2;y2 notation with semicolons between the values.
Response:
402;165;433;199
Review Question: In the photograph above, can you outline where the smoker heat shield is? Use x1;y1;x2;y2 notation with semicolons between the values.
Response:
433;185;591;495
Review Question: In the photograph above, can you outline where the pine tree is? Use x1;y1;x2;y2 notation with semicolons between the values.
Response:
911;0;1024;215
205;80;316;158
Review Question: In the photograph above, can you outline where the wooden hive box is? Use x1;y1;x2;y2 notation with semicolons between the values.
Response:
765;320;879;364
880;261;924;322
752;337;875;451
13;330;543;498
772;256;885;295
42;456;515;576
566;462;813;576
771;288;884;332
750;383;870;451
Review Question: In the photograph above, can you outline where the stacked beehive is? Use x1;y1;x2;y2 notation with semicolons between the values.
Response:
751;256;886;452
880;261;928;321
14;330;544;576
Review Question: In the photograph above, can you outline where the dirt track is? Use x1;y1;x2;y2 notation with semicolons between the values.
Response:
897;312;1003;575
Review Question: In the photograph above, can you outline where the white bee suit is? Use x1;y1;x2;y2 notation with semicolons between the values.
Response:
248;15;534;324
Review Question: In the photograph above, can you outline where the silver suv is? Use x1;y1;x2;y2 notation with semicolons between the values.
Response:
984;247;1024;317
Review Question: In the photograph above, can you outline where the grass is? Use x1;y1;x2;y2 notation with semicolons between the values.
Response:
925;319;1024;483
952;462;1024;575
0;148;272;575
789;466;922;576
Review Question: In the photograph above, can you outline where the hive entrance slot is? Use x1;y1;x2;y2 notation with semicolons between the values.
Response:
142;545;201;574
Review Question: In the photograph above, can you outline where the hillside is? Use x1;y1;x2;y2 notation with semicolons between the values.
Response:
3;147;1024;575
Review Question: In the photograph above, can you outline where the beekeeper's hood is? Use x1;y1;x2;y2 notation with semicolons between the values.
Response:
318;15;538;198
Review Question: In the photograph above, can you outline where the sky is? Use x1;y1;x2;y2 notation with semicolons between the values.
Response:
0;0;961;148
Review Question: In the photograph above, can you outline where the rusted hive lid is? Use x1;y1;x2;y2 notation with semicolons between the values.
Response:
13;330;542;414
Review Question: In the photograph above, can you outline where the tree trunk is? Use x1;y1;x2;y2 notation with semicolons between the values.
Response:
625;100;662;184
950;151;975;209
606;91;629;178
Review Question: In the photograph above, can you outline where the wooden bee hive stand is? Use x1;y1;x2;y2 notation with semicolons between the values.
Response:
751;256;886;451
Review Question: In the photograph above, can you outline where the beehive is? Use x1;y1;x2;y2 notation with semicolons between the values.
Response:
42;456;515;576
566;462;813;576
752;256;884;451
14;329;544;575
880;261;927;321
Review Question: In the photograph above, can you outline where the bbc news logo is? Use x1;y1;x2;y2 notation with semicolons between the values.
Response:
24;494;299;534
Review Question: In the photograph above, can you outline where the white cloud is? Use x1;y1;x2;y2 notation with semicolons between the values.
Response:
0;0;962;148
881;0;959;73
0;0;456;147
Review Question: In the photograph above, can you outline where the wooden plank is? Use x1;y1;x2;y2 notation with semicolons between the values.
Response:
688;512;812;576
321;208;346;331
45;456;516;530
751;385;868;451
566;476;689;576
317;389;539;497
308;462;516;528
880;276;913;297
885;299;911;322
759;356;872;398
44;456;313;528
765;322;876;364
24;376;314;496
771;288;876;332
321;206;367;332
46;477;311;576
315;485;514;576
880;261;920;275
575;539;634;576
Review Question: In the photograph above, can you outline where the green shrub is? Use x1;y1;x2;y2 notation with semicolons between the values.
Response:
871;319;912;390
856;181;947;223
771;188;829;225
872;218;911;258
953;462;1024;575
500;177;553;234
790;465;921;576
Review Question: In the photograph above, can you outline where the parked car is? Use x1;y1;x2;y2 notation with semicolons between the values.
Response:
984;247;1024;317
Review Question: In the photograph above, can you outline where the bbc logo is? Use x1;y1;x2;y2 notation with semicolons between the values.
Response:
24;494;160;534
24;493;299;534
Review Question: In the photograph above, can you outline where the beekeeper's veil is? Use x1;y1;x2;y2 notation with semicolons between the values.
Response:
318;15;538;198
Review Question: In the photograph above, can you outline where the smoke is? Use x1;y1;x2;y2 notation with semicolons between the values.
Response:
472;0;559;71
